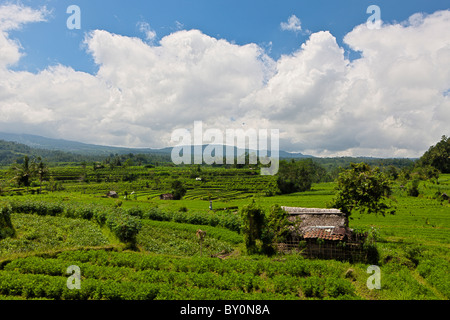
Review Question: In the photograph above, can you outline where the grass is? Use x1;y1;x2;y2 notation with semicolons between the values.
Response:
0;168;449;300
136;220;237;257
0;213;110;258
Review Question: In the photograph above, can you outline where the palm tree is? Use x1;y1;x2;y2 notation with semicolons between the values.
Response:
9;156;34;192
33;157;49;194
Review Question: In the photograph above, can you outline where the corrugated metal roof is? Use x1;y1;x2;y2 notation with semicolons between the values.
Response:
303;227;349;241
282;207;342;215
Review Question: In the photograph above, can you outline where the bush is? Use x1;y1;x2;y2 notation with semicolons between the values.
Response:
45;202;65;216
126;207;144;218
106;210;142;246
407;179;420;197
272;274;300;295
171;180;186;200
300;276;325;298
76;205;96;220
93;210;108;226
240;201;265;254
143;207;168;221
404;244;424;267
326;277;355;298
0;204;15;239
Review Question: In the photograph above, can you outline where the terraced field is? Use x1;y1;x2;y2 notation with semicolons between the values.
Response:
0;168;448;301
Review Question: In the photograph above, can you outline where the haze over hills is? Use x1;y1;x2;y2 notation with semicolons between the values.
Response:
0;132;417;171
0;132;169;156
0;132;312;159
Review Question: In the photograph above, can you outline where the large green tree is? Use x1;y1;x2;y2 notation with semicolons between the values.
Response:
33;156;49;193
8;156;49;193
171;180;187;200
417;135;450;173
330;163;395;223
240;201;266;254
9;156;34;190
276;159;314;194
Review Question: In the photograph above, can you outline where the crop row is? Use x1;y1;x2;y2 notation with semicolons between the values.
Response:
50;249;344;279
141;207;242;232
141;220;242;245
416;258;450;299
0;269;303;300
0;270;159;300
2;198;243;238
136;222;235;256
1;200;141;245
0;213;110;257
0;252;357;299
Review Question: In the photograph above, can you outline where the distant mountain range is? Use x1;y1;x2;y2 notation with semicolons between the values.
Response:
0;132;313;159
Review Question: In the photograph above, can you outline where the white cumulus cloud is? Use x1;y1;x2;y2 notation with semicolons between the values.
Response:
280;14;302;32
137;21;157;42
0;4;449;158
0;3;48;68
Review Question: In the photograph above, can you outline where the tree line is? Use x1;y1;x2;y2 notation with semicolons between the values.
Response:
0;140;172;167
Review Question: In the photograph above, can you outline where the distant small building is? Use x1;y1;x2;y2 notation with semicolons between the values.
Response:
106;191;119;198
160;193;174;200
278;207;366;261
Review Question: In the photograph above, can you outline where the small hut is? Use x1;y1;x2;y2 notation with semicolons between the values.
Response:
278;207;365;261
160;193;174;200
106;191;119;198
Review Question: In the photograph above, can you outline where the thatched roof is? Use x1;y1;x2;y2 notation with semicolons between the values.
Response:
160;193;174;200
106;191;119;198
281;206;348;236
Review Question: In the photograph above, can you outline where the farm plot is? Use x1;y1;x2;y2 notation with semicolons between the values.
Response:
0;247;445;300
0;249;358;300
136;220;239;256
350;195;450;245
0;213;110;258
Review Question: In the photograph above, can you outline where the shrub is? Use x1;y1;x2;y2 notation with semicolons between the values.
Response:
0;204;15;239
126;206;144;218
143;207;168;221
106;210;142;247
76;205;96;220
407;178;420;197
300;276;325;298
93;210;108;226
326;277;355;298
272;274;300;295
404;244;424;267
240;201;265;254
45;202;65;216
171;180;186;200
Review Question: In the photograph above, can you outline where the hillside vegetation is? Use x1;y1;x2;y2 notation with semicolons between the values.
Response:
0;134;449;301
0;159;448;300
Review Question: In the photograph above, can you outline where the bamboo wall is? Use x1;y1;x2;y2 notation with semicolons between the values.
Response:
276;239;367;262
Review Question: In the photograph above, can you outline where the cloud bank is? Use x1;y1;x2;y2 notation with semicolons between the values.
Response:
0;4;449;158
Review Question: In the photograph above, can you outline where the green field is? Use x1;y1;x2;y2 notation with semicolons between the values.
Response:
0;166;448;300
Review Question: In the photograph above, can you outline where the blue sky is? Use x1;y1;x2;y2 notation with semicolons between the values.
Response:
11;0;450;74
1;0;449;157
